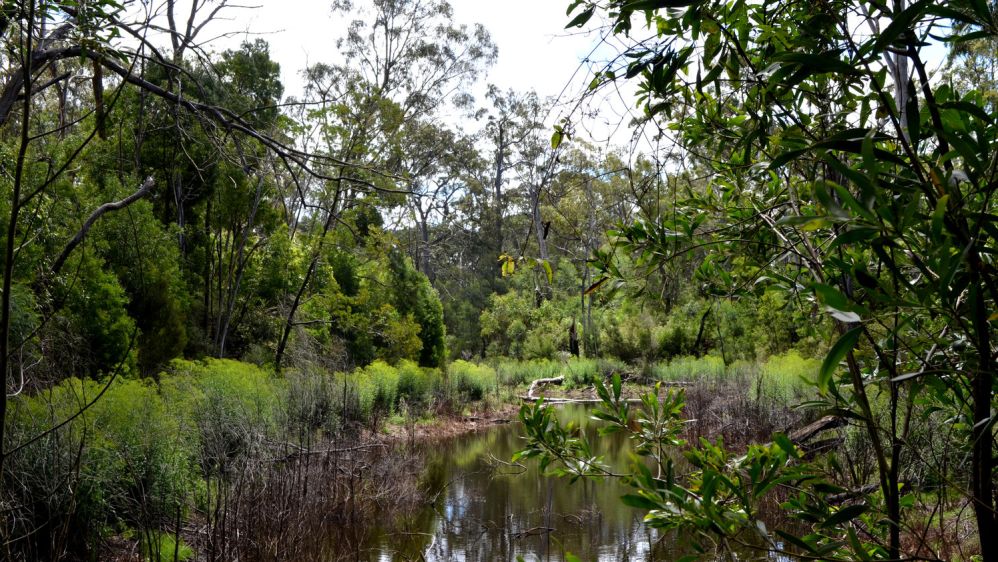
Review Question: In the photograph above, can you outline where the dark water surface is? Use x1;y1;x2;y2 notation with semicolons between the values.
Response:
359;404;674;561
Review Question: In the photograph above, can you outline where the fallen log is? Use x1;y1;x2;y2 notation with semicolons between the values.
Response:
526;375;564;400
788;415;847;445
828;484;879;504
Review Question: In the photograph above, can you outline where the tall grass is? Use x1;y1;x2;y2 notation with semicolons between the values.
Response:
491;357;629;389
651;355;727;382
648;352;816;403
448;360;497;402
756;351;820;404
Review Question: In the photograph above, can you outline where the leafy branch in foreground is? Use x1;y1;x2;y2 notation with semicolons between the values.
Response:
518;375;899;560
551;0;998;557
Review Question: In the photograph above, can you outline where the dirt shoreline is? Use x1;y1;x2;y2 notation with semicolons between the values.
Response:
381;402;522;442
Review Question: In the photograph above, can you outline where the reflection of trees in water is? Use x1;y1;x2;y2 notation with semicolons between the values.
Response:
342;405;783;561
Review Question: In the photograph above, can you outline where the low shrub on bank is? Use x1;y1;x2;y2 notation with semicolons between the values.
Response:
2;357;475;560
651;355;727;382
757;351;819;404
650;352;818;405
448;360;496;402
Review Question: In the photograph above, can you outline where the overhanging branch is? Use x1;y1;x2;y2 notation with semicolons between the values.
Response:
50;176;156;276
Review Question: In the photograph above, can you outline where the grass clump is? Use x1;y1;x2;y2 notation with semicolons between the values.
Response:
756;351;819;404
448;360;497;402
651;355;727;382
138;531;194;562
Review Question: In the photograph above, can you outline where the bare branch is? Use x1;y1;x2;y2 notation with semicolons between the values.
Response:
50;176;156;276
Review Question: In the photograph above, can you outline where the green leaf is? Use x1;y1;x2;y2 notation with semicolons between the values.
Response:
813;284;850;310
585;277;609;295
939;100;992;124
620;493;659;509
869;0;931;55
819;327;863;392
566;6;595;28
776;530;818;554
773;433;798;456
822;503;870;528
541;259;554;283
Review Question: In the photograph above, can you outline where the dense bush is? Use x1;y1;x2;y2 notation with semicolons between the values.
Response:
447;360;497;402
2;356;486;558
651;355;727;382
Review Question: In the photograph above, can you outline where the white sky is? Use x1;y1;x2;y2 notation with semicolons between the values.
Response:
205;0;640;147
168;1;953;154
228;1;593;97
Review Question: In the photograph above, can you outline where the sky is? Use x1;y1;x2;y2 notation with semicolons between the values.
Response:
226;1;595;97
201;0;640;147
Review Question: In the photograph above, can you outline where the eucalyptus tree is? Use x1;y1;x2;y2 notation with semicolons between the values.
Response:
518;0;998;559
332;0;496;119
273;0;496;369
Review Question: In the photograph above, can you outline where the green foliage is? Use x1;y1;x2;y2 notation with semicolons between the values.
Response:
447;360;497;402
395;360;441;409
553;0;998;557
359;360;401;417
756;351;820;404
389;249;447;368
480;289;576;360
139;531;194;562
60;253;138;376
651;355;726;382
97;198;189;374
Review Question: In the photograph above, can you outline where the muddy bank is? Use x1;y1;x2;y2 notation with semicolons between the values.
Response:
382;403;520;442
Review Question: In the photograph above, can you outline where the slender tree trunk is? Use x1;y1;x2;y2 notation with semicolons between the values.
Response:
493;123;505;255
275;193;339;371
217;174;265;357
1;0;36;481
971;280;997;560
418;218;434;283
531;186;548;262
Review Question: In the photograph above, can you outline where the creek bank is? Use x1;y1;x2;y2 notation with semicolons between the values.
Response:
381;403;520;442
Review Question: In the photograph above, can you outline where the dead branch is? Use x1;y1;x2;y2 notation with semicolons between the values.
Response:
50;176;156;276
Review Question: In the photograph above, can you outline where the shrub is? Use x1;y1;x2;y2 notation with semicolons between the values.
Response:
448;360;496;402
171;359;279;474
651;355;727;382
756;351;819;404
563;358;598;388
5;376;196;556
283;368;339;436
358;360;399;419
396;360;442;409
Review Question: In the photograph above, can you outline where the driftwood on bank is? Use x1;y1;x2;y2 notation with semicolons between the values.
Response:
526;376;564;400
519;375;687;403
788;415;847;445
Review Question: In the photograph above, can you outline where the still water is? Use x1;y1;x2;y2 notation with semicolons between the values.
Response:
359;404;679;562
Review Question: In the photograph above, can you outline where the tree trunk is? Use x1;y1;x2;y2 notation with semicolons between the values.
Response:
217;174;265;357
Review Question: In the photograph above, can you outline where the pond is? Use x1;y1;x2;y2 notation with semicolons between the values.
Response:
326;403;792;561
353;404;688;561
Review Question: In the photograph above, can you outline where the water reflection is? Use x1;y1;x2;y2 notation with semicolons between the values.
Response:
351;404;782;561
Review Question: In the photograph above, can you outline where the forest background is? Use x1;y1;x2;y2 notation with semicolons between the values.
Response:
0;0;995;560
